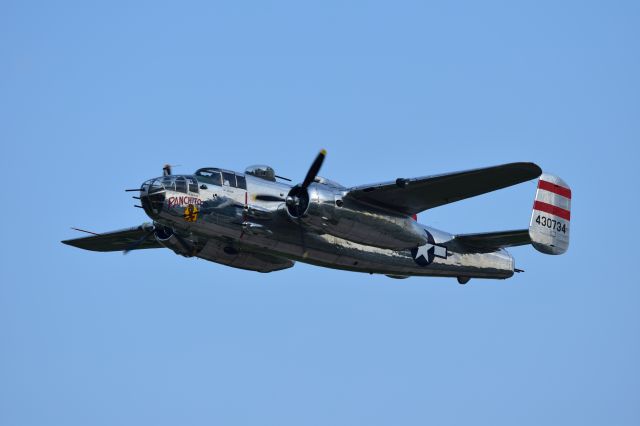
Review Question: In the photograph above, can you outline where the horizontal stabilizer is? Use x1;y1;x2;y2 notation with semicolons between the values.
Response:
456;229;531;252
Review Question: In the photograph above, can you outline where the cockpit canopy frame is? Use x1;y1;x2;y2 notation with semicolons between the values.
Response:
195;168;247;189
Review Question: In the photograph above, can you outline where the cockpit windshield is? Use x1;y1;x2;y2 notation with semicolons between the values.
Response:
195;168;247;189
195;168;222;186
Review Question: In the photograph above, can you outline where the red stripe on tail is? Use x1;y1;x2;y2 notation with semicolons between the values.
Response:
538;180;572;199
533;200;571;221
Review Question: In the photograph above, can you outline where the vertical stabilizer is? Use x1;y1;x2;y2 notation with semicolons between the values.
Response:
529;173;571;255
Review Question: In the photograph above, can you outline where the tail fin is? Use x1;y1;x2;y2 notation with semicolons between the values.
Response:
529;173;571;255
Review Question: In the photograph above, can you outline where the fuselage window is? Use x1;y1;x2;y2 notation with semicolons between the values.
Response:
222;172;236;187
187;177;198;193
236;175;247;190
175;177;187;193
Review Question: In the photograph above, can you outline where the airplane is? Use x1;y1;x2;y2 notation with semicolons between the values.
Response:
62;150;571;284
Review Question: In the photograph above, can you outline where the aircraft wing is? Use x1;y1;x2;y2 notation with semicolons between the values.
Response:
345;162;542;215
61;224;161;252
455;229;531;252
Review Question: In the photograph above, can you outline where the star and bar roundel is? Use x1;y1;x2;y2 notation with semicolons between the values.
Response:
410;230;448;266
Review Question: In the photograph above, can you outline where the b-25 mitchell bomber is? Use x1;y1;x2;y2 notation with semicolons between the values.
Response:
62;150;571;284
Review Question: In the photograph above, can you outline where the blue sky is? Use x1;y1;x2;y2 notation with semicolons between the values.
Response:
1;1;639;425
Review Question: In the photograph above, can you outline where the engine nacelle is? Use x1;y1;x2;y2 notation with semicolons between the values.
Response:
154;227;199;257
287;184;428;250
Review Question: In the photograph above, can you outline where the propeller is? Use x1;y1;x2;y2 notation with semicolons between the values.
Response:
162;163;182;176
123;224;196;256
301;149;326;189
172;231;196;255
123;224;156;254
285;149;326;218
281;149;327;259
250;150;325;257
251;150;327;212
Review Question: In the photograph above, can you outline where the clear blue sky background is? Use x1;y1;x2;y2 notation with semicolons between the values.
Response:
1;1;638;425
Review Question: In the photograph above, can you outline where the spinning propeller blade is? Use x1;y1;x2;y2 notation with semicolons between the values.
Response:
162;163;181;176
254;150;326;204
123;226;156;254
301;149;326;189
283;149;327;218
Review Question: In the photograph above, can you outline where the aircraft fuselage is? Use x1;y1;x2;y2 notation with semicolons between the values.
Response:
139;170;514;280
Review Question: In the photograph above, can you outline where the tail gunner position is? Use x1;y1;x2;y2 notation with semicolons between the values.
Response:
63;150;571;284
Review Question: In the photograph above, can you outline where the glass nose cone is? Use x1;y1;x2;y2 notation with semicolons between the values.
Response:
140;178;166;217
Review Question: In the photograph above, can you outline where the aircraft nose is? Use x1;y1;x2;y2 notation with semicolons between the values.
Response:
140;178;165;217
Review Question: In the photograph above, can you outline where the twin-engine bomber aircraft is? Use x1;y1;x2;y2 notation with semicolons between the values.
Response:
62;150;571;284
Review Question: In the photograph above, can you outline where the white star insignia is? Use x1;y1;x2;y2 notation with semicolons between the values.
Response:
415;243;447;260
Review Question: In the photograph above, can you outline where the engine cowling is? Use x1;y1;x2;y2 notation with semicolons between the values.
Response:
280;149;428;250
154;226;199;257
286;183;428;250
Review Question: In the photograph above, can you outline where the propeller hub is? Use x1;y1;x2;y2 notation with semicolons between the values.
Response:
251;149;327;219
284;149;326;219
286;185;311;218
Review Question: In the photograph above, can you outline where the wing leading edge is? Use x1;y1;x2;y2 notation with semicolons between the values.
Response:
61;225;295;272
455;229;531;252
345;162;542;215
61;224;162;252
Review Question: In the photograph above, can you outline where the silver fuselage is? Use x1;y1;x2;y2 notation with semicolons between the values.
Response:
139;171;514;280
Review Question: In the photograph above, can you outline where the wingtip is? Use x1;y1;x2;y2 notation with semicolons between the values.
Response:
61;239;78;248
510;162;543;179
530;162;543;177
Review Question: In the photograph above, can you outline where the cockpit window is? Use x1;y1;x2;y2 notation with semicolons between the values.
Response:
195;169;222;186
175;177;187;193
222;172;236;187
148;179;164;194
187;177;198;193
161;177;175;191
236;175;247;190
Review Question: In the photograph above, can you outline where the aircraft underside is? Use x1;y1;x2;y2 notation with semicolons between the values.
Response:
186;218;515;280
